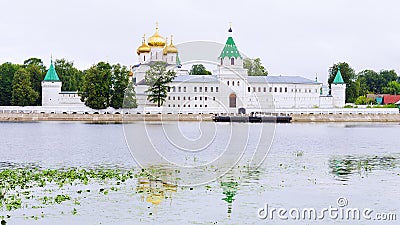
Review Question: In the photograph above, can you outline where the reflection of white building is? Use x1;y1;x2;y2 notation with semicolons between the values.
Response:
133;25;346;113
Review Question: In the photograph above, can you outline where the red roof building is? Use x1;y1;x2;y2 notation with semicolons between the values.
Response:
383;95;400;104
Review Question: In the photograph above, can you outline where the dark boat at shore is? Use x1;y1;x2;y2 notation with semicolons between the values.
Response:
212;115;292;123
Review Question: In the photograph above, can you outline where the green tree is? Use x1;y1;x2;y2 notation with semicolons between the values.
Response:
328;62;357;103
189;64;212;75
80;62;112;109
54;59;84;92
355;96;375;105
357;70;384;94
0;62;21;105
145;62;176;107
11;68;39;106
243;58;268;76
382;81;400;95
123;81;137;108
26;64;45;105
379;70;398;86
23;58;46;73
110;64;130;109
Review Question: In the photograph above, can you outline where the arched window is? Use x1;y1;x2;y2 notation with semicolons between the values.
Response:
231;58;235;65
144;55;146;61
229;93;237;108
221;58;223;65
232;81;235;86
237;81;240;86
227;81;230;86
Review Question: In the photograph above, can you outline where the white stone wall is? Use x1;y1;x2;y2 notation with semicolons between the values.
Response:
58;93;84;106
332;83;346;107
41;81;62;106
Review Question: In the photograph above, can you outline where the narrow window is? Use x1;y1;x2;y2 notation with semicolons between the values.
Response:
232;81;235;86
211;87;214;92
258;87;261;92
221;58;223;65
178;87;181;92
285;87;288;92
205;87;208;92
227;81;230;86
264;87;266;92
231;58;234;65
280;87;282;92
269;87;272;92
237;81;240;86
184;87;187;92
274;87;277;92
194;87;197;92
144;55;146;61
199;87;202;92
248;87;251;92
216;87;219;92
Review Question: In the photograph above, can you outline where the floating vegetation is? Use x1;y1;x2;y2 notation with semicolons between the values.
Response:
329;154;400;181
0;167;137;221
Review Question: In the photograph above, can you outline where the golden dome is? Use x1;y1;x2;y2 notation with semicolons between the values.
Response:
137;35;151;55
148;23;166;47
163;36;178;55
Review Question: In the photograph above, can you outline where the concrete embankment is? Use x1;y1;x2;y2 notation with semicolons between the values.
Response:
291;114;400;122
0;113;214;122
1;113;400;122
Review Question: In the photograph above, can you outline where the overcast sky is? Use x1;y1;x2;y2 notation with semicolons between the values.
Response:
1;0;399;82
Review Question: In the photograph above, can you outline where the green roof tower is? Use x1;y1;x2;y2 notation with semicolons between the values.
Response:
219;26;242;59
333;67;344;84
43;61;60;81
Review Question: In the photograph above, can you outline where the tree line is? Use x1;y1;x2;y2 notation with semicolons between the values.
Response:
0;58;136;109
328;62;400;103
188;58;268;76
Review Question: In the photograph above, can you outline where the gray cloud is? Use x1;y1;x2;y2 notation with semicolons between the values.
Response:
1;0;399;82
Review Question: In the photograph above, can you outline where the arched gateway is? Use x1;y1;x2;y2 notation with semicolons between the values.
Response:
229;93;237;108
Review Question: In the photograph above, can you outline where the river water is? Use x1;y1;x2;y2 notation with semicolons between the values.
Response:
0;122;399;224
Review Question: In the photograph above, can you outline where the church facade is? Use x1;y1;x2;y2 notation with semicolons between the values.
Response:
41;25;346;112
132;25;346;113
